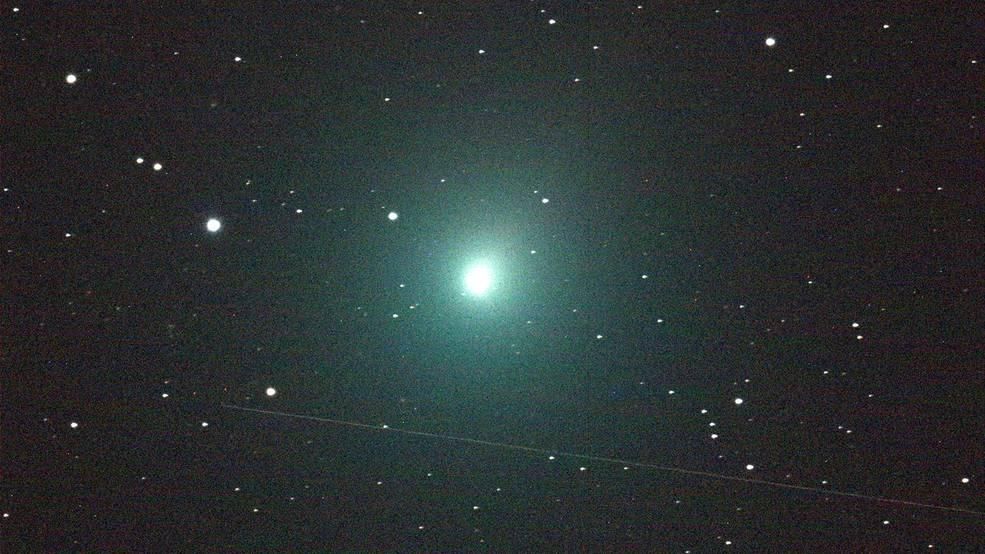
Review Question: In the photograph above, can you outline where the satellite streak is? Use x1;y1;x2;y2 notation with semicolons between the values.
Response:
221;403;983;518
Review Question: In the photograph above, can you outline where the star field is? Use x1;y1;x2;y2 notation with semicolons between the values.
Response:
3;2;984;551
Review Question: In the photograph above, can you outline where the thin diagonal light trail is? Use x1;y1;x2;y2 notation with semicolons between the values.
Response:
221;403;984;518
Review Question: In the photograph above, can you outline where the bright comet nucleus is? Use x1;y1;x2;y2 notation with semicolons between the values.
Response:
464;263;493;296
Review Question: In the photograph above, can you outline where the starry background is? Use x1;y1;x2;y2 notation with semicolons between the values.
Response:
3;1;984;551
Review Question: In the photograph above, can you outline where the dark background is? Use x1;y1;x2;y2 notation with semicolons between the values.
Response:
3;1;983;551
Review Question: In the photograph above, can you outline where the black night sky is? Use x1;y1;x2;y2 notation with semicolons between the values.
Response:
4;2;984;551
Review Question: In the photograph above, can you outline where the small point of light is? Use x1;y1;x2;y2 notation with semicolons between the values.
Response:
70;421;79;429
388;211;398;221
825;74;833;80
136;157;144;164
265;387;277;397
548;455;555;460
765;37;776;47
201;421;209;427
234;56;242;62
711;433;718;439
734;398;744;405
383;97;391;102
596;334;603;339
961;477;970;483
478;49;485;54
473;505;480;510
856;335;863;340
65;73;77;84
152;162;163;171
745;464;754;470
548;19;556;25
883;520;890;525
295;208;302;214
541;197;549;204
851;322;860;328
161;393;169;398
206;218;222;233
